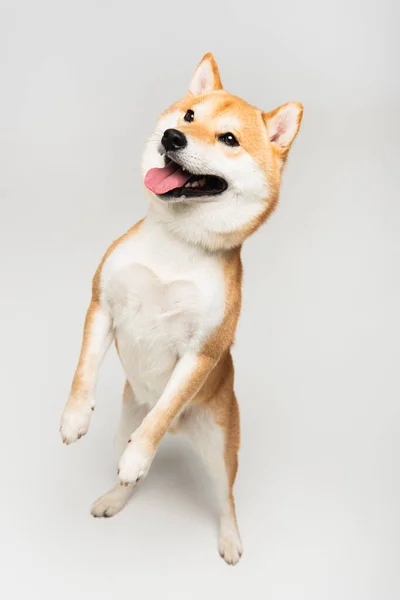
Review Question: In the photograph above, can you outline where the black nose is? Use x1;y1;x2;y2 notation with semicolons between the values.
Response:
161;128;187;152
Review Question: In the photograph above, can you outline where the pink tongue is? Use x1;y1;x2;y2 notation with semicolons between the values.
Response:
144;162;191;194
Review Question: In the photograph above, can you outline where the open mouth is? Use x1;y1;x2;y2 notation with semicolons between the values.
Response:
144;158;228;200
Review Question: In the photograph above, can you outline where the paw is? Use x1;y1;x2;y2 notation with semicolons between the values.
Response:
219;525;243;566
91;485;132;518
60;399;93;444
118;436;154;486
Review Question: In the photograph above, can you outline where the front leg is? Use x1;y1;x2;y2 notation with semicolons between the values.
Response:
118;352;215;485
60;300;112;444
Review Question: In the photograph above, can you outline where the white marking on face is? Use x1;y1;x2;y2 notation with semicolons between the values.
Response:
187;99;213;120
141;98;273;250
214;115;241;137
141;110;181;174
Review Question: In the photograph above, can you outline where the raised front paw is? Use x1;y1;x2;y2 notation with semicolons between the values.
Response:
60;397;94;444
118;435;154;486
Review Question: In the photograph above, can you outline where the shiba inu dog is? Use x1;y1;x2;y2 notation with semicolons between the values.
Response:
60;53;303;565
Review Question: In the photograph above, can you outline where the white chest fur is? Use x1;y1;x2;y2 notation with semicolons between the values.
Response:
100;217;226;406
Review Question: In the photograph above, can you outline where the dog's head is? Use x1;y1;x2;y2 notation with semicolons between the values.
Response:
142;53;303;251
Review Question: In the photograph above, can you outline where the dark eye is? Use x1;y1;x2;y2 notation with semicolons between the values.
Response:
218;132;239;147
184;109;194;123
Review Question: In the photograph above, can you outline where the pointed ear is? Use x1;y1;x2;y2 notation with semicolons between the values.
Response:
263;102;303;155
189;53;223;96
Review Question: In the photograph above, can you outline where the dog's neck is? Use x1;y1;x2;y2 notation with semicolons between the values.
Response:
147;193;267;253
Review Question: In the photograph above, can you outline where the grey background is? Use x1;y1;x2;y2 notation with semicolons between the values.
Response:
1;0;399;598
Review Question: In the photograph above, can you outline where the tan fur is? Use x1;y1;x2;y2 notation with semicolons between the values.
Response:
263;102;304;162
61;53;303;564
68;220;144;404
139;354;215;450
158;72;301;251
66;51;301;486
92;219;144;301
69;300;100;399
192;52;223;92
165;91;275;166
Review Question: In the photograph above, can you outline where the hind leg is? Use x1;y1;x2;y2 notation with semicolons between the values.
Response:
91;381;149;518
181;397;242;565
